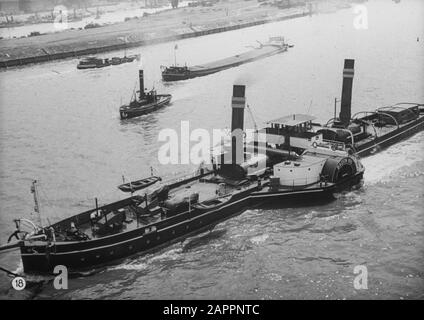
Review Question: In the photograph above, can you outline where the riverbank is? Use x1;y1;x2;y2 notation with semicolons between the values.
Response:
0;0;353;68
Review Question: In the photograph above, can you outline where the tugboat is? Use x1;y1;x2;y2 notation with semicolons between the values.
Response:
314;59;424;157
119;70;172;119
161;37;293;81
0;83;364;274
77;54;140;69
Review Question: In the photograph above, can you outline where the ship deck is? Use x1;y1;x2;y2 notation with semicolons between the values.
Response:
190;45;283;71
77;174;248;239
356;124;397;146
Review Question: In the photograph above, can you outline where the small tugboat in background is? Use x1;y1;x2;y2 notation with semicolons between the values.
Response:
77;54;140;69
161;36;293;81
119;69;172;119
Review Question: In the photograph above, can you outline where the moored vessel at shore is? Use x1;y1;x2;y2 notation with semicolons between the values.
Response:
77;54;140;70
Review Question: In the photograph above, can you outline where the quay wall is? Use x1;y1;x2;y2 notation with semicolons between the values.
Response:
0;11;307;68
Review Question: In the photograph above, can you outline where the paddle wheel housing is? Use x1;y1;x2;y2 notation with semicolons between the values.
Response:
320;156;358;183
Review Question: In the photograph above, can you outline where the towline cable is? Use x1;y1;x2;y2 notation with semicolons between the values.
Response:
0;266;20;277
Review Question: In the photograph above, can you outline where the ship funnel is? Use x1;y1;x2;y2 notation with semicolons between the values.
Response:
339;59;354;126
139;69;145;99
231;85;246;165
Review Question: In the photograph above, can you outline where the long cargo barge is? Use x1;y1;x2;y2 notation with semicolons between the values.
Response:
161;37;292;81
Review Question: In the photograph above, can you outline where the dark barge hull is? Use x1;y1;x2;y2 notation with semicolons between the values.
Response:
119;94;172;119
355;116;424;157
162;45;288;82
77;56;138;70
20;171;363;274
20;186;257;274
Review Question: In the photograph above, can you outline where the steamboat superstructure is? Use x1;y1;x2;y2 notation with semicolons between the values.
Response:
315;59;424;157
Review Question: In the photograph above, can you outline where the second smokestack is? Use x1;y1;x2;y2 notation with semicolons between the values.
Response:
339;59;355;126
231;85;246;165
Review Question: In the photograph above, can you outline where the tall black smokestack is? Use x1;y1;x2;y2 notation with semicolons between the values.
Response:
231;85;246;165
339;59;354;126
139;70;145;99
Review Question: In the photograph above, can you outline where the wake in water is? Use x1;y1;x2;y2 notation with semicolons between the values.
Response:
107;227;232;273
361;132;424;184
107;246;184;273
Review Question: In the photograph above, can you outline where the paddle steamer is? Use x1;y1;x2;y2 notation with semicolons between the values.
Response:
2;81;364;274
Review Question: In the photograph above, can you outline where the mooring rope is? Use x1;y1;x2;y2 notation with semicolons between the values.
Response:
0;266;20;277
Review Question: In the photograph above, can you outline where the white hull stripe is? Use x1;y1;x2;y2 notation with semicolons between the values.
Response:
251;188;324;198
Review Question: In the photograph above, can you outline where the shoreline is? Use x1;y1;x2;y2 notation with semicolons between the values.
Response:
1;12;308;68
0;1;314;68
0;0;355;69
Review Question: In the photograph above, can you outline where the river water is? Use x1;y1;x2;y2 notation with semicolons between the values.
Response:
0;0;423;299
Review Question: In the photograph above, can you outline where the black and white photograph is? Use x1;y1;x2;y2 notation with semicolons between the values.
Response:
0;0;423;303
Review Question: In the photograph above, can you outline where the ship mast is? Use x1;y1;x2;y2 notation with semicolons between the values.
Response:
30;180;43;227
334;97;340;121
174;44;178;66
246;104;258;155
